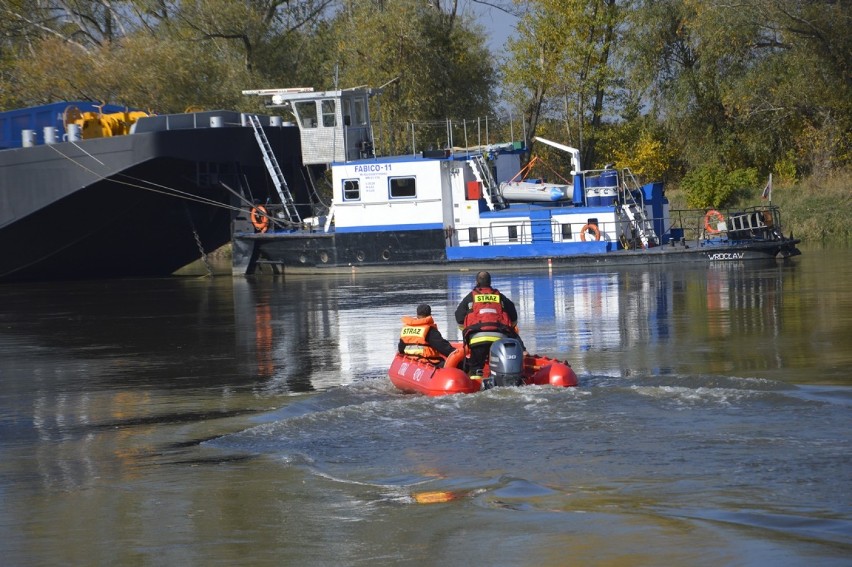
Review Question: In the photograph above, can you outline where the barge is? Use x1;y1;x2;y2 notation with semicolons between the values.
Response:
0;102;309;282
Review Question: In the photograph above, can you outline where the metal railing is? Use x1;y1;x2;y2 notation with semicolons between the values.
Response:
450;205;788;248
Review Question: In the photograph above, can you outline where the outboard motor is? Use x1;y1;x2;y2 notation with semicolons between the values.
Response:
488;338;525;387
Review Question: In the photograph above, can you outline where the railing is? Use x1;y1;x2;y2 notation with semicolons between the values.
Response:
252;202;788;244
453;218;620;247
668;205;787;243
450;205;788;248
252;203;328;232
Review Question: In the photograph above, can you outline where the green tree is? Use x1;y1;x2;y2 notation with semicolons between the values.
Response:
681;165;759;209
626;0;851;177
324;0;497;155
502;0;624;168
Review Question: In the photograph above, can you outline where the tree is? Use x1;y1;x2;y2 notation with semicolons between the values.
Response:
324;0;498;155
0;1;337;112
626;0;851;177
502;0;624;168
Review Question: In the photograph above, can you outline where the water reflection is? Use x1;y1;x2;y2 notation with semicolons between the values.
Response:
233;277;348;394
231;259;809;393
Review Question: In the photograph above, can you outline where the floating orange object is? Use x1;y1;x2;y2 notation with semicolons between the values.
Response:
413;491;458;504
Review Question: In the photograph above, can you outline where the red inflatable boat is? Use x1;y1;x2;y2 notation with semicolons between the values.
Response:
388;342;579;396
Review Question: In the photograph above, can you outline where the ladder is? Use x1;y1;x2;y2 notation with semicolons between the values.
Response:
617;170;657;248
470;154;507;210
247;114;301;224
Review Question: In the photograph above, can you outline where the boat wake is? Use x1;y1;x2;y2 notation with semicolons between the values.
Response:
201;371;850;552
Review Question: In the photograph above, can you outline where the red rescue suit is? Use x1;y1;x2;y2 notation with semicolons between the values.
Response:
461;287;514;345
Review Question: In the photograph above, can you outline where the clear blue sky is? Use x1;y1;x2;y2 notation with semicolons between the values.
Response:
468;1;519;53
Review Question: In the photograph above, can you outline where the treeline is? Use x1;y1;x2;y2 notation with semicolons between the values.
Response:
2;0;849;207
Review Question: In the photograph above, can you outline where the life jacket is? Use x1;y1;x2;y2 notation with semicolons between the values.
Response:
400;315;442;363
462;287;514;344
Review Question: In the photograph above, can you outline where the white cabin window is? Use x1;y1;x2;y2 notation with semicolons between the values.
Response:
321;100;337;127
343;179;360;201
295;101;317;128
389;176;416;198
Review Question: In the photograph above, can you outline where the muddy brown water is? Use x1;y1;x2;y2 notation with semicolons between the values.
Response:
1;243;849;566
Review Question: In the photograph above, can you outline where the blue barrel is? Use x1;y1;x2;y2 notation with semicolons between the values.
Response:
600;169;618;189
599;169;617;206
585;175;599;206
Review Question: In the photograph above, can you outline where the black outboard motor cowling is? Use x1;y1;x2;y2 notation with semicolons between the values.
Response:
488;338;525;387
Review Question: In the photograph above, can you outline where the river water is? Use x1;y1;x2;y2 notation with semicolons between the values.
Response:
1;244;849;566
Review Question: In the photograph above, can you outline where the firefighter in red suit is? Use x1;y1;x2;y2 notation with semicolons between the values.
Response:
454;271;522;375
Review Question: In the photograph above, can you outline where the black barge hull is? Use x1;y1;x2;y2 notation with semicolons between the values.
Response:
0;112;304;283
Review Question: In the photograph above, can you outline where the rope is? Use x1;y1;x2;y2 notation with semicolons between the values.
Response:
47;143;250;213
181;201;214;277
508;155;572;185
47;140;313;230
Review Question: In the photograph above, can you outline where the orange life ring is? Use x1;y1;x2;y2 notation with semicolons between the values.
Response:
580;223;601;242
704;210;725;234
250;206;269;233
444;349;464;369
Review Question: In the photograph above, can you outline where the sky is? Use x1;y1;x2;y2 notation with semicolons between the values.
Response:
466;1;522;114
467;1;519;53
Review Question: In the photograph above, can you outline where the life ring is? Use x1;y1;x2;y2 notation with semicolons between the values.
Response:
250;206;269;233
704;210;725;234
444;349;465;369
580;223;601;242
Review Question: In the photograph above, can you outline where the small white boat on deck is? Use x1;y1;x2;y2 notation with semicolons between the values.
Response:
499;180;571;202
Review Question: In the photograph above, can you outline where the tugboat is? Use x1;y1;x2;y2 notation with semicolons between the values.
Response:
231;86;801;276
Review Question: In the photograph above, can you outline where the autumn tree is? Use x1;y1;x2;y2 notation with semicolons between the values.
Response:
0;0;336;113
626;0;851;179
502;0;624;170
323;0;498;155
